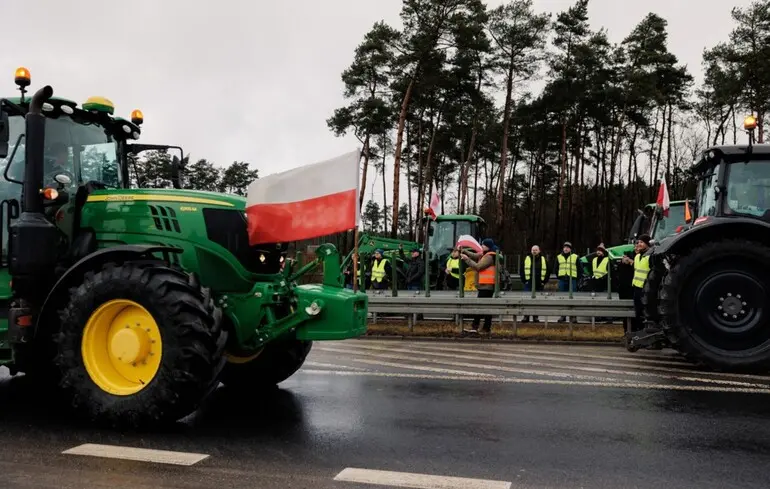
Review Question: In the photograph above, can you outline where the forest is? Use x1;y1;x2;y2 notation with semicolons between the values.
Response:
326;0;770;252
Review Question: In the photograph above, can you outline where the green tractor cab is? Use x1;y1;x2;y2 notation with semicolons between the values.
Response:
578;199;692;297
0;68;367;427
634;115;770;372
426;214;510;290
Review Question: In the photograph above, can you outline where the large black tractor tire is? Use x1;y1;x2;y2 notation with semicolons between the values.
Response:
54;262;227;427
658;239;770;373
219;338;313;390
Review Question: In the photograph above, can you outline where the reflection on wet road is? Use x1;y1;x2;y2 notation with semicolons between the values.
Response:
1;339;769;488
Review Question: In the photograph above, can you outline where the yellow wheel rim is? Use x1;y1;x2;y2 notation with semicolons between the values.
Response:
81;299;163;396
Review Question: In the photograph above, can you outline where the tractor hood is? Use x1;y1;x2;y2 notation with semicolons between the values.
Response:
85;188;247;210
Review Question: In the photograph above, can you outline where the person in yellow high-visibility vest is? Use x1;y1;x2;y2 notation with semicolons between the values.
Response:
621;234;652;332
444;248;462;290
370;249;392;291
519;244;548;323
553;241;582;322
589;243;609;293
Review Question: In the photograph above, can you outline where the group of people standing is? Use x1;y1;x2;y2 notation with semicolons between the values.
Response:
518;235;652;332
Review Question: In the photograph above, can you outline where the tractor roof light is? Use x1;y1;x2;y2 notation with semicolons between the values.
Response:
14;67;30;88
744;115;757;131
131;109;144;125
82;96;115;115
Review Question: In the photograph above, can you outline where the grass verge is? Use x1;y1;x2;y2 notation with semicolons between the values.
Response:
365;320;625;342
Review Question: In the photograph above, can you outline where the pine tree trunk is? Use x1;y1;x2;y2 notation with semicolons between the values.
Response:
405;121;414;240
359;135;370;209
497;62;515;230
381;136;388;232
391;77;415;238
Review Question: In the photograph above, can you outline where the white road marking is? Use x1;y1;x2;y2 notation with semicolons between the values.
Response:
334;467;511;489
62;443;208;466
350;358;497;378
320;343;770;389
299;369;770;394
407;343;770;381
304;361;368;371
325;346;647;384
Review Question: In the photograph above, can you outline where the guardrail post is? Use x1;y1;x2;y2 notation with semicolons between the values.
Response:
459;260;465;298
359;259;367;291
569;267;574;300
530;256;536;299
494;253;501;298
391;261;398;297
607;257;612;300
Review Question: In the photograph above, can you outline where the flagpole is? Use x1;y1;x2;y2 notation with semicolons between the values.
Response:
352;228;359;291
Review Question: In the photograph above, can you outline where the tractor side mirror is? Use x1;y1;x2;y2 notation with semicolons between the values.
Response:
54;173;72;189
0;110;8;159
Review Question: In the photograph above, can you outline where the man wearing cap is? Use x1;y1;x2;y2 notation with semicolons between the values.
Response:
553;241;581;322
589;243;609;293
400;245;426;291
370;249;392;291
621;233;652;332
519;244;548;323
461;238;498;334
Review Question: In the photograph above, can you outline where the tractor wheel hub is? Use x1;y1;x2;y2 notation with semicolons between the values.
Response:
111;327;151;365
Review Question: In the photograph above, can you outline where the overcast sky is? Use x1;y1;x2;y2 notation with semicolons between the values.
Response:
0;0;754;203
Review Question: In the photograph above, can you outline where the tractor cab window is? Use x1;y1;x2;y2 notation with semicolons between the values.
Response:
79;142;119;188
455;220;472;240
651;204;686;241
429;221;455;256
696;166;719;219
725;161;770;221
0;114;24;259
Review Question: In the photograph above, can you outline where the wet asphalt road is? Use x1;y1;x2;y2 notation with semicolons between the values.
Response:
1;339;770;489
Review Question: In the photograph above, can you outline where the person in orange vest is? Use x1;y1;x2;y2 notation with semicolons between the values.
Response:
460;238;498;334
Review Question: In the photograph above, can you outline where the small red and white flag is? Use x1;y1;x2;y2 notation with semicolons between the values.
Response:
457;235;482;253
656;179;670;217
245;150;360;245
425;191;440;220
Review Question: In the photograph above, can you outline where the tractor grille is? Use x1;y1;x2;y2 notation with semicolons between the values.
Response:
149;205;181;233
202;208;286;274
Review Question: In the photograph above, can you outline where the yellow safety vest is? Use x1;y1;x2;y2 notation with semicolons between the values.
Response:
371;259;388;283
592;256;609;279
632;254;650;288
464;269;476;291
446;257;460;279
557;254;578;278
524;255;547;282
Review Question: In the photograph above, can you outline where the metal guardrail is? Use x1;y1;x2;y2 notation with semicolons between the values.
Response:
365;291;635;325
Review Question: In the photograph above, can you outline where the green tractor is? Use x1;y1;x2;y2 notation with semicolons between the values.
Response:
578;200;691;297
0;69;368;426
632;116;770;372
426;214;511;290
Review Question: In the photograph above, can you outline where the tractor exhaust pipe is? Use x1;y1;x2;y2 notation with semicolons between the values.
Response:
22;85;53;213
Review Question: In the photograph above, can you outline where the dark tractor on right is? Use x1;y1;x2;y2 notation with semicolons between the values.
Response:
633;116;770;373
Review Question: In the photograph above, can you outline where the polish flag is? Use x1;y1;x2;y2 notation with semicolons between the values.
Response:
456;235;482;253
425;191;440;220
245;150;360;245
656;179;670;217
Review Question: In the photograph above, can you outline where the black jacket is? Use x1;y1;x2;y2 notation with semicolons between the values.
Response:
400;250;426;286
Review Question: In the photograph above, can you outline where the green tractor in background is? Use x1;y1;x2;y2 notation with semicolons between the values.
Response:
426;214;511;290
0;68;367;426
633;116;770;373
578;200;691;297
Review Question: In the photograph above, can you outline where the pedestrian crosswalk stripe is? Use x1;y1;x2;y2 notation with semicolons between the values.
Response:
334;467;512;489
62;443;209;466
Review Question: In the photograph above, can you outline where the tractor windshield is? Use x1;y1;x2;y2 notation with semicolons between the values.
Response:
724;161;770;220
2;113;121;189
428;220;477;256
695;165;719;219
650;204;686;240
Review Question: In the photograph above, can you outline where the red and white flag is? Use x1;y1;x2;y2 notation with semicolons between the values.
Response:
656;179;670;217
245;150;360;245
425;191;440;220
457;235;482;253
